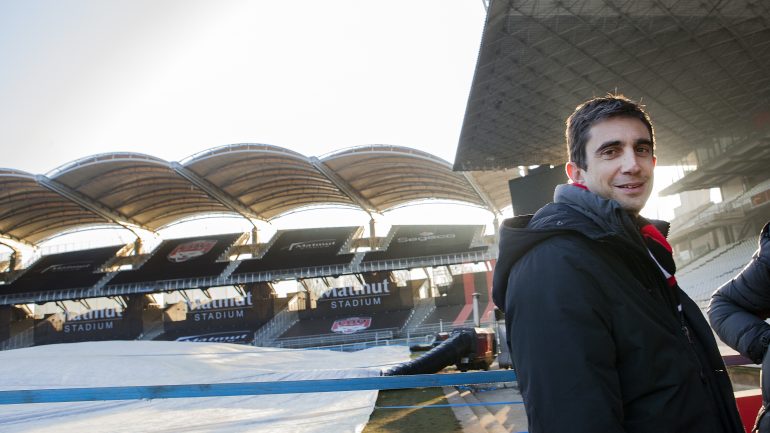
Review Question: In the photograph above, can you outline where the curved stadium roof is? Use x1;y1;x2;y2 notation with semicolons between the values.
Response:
0;144;514;248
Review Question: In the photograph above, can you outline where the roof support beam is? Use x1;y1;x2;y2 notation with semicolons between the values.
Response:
35;175;153;236
169;162;265;225
309;157;379;215
310;157;384;247
462;172;501;215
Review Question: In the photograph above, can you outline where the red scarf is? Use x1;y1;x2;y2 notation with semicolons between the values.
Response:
640;222;677;288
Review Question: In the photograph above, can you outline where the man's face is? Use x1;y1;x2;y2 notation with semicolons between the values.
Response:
566;116;656;215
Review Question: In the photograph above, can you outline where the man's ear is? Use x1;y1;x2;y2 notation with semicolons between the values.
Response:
652;154;657;168
565;162;584;184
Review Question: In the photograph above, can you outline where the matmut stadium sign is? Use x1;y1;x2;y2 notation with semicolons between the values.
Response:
318;280;391;310
185;293;253;322
63;308;124;334
41;262;93;273
282;239;337;253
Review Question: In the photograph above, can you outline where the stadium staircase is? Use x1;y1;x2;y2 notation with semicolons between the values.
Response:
137;307;165;341
92;271;119;293
444;382;526;433
137;322;165;341
218;259;242;280
397;297;436;337
349;251;365;267
253;304;300;347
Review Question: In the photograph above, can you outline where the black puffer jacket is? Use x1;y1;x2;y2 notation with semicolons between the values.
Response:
709;222;770;432
493;184;743;433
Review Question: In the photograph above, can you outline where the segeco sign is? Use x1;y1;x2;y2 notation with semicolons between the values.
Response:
167;240;218;263
395;231;456;243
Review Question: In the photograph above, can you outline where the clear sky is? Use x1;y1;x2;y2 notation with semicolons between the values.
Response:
0;0;487;174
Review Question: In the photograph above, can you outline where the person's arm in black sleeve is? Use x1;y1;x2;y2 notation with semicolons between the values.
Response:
506;238;625;433
708;222;770;364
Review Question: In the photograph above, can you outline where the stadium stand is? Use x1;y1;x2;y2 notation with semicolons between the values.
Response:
422;271;493;326
1;246;122;295
423;304;466;327
107;233;242;286
149;282;285;344
274;309;413;348
279;310;412;338
232;226;359;275
678;238;759;308
266;273;416;348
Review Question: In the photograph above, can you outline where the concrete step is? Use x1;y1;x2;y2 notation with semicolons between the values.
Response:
445;381;529;433
459;389;510;433
444;386;510;433
443;386;489;433
466;382;527;433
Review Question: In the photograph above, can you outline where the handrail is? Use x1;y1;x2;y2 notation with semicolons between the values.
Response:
0;370;518;405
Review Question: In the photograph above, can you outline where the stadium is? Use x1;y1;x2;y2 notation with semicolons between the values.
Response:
1;1;770;432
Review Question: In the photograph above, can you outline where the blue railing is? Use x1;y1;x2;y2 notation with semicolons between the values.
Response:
0;370;517;405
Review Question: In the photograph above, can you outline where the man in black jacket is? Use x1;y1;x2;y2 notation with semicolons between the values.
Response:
709;222;770;432
492;95;743;433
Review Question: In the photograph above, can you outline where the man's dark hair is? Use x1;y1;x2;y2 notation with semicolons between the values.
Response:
566;94;655;169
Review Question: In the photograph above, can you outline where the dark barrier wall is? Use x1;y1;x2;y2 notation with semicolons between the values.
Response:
161;282;280;341
233;227;358;274
3;245;122;295
436;275;469;306
435;272;491;307
109;233;241;285
0;306;11;341
508;165;567;216
362;225;484;262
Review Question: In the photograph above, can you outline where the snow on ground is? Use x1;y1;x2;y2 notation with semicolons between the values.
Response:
0;341;410;433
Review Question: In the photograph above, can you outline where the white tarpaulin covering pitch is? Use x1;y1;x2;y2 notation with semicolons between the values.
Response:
0;341;410;433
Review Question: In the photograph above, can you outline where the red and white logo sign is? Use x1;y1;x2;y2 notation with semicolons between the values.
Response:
167;240;217;263
331;317;372;334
